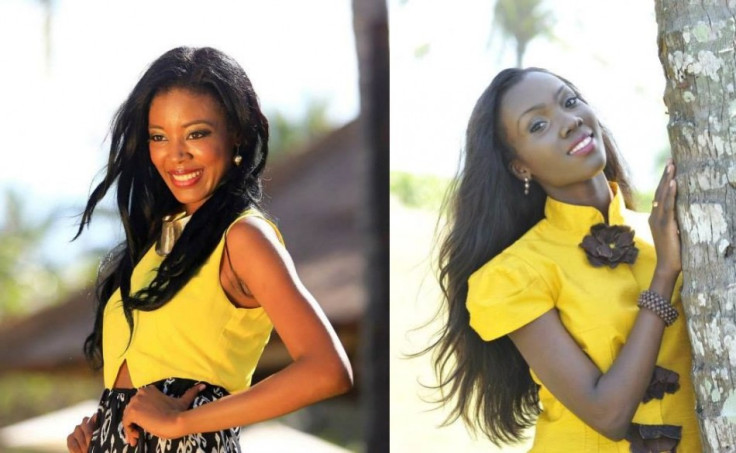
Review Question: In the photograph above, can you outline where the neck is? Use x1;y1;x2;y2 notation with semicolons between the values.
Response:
542;173;613;222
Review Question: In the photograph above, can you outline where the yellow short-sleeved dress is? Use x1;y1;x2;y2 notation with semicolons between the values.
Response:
466;183;701;452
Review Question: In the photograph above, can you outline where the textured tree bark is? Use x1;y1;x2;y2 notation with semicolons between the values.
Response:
655;1;736;450
352;0;389;451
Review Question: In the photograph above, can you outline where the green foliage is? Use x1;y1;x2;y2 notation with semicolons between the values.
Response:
390;171;658;216
268;99;334;160
0;190;64;320
655;146;672;170
0;372;101;429
0;188;105;321
390;171;451;211
633;190;656;214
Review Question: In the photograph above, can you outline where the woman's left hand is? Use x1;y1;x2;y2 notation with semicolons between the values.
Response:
121;383;204;446
649;159;681;276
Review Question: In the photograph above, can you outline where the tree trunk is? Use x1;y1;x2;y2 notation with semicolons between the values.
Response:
655;1;736;450
351;0;389;451
516;41;525;68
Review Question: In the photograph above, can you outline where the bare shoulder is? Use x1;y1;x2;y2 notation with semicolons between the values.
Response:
225;215;284;253
223;215;294;292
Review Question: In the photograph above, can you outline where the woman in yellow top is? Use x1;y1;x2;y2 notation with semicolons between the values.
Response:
431;68;701;452
66;47;352;452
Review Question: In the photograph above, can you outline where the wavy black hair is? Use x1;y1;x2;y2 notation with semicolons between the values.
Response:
75;46;270;369
430;68;634;445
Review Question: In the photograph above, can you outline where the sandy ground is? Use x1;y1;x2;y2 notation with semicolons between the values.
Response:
390;198;532;452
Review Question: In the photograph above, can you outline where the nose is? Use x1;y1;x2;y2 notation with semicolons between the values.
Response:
168;138;191;162
560;115;583;138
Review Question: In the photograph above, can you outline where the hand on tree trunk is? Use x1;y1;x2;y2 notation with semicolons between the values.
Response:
648;160;681;277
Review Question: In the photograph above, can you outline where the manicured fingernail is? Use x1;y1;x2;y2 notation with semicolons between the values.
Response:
670;180;675;186
198;383;206;390
667;165;672;174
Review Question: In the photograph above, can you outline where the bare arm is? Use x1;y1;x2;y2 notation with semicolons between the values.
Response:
122;217;352;443
509;162;681;441
178;217;353;432
510;271;675;439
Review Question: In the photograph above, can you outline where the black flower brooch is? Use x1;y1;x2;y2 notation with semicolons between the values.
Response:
579;223;639;268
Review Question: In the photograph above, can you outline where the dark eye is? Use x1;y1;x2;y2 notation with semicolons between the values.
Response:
149;134;165;142
189;130;212;139
564;96;579;108
529;120;546;133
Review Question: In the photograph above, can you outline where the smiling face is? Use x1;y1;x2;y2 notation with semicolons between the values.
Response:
148;87;236;215
500;71;606;195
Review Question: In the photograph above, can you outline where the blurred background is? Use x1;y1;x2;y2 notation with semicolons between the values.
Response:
0;0;389;451
390;0;672;451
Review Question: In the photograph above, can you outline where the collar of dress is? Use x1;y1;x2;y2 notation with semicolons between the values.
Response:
543;182;627;234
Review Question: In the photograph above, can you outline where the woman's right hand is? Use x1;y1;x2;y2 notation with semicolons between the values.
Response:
649;159;681;277
66;412;97;453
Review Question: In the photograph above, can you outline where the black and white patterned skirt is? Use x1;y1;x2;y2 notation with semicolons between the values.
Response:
89;377;241;452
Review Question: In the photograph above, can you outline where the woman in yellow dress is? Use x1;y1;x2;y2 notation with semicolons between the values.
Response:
66;46;352;452
431;68;701;452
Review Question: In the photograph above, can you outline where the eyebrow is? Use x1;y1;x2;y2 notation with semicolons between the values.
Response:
148;119;217;130
516;85;569;131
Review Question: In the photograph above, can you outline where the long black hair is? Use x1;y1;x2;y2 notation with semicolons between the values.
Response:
75;46;270;369
431;68;634;444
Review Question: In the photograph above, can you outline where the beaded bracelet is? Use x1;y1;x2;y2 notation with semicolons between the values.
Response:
638;290;679;326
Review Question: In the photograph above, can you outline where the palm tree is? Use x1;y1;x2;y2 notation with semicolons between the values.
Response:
352;0;389;451
491;0;555;67
655;1;736;449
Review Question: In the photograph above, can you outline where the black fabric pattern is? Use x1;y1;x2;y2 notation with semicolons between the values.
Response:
88;377;240;452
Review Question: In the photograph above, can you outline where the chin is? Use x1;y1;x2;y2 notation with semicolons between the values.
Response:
590;150;607;174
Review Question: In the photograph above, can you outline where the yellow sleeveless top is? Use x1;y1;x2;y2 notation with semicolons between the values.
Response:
466;184;701;452
102;210;282;394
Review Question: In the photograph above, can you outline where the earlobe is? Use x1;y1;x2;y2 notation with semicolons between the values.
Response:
509;160;531;182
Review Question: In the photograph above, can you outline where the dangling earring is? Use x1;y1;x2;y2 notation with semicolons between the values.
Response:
233;145;242;166
523;177;530;196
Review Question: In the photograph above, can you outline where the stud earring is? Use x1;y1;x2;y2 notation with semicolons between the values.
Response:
524;177;530;196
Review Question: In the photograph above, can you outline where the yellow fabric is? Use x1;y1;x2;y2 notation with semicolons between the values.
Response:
466;184;701;452
102;209;282;394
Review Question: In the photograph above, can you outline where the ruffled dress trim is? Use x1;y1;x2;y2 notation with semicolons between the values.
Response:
642;366;680;403
624;366;682;452
625;423;682;453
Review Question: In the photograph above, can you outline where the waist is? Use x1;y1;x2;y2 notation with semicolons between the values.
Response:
102;377;231;399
